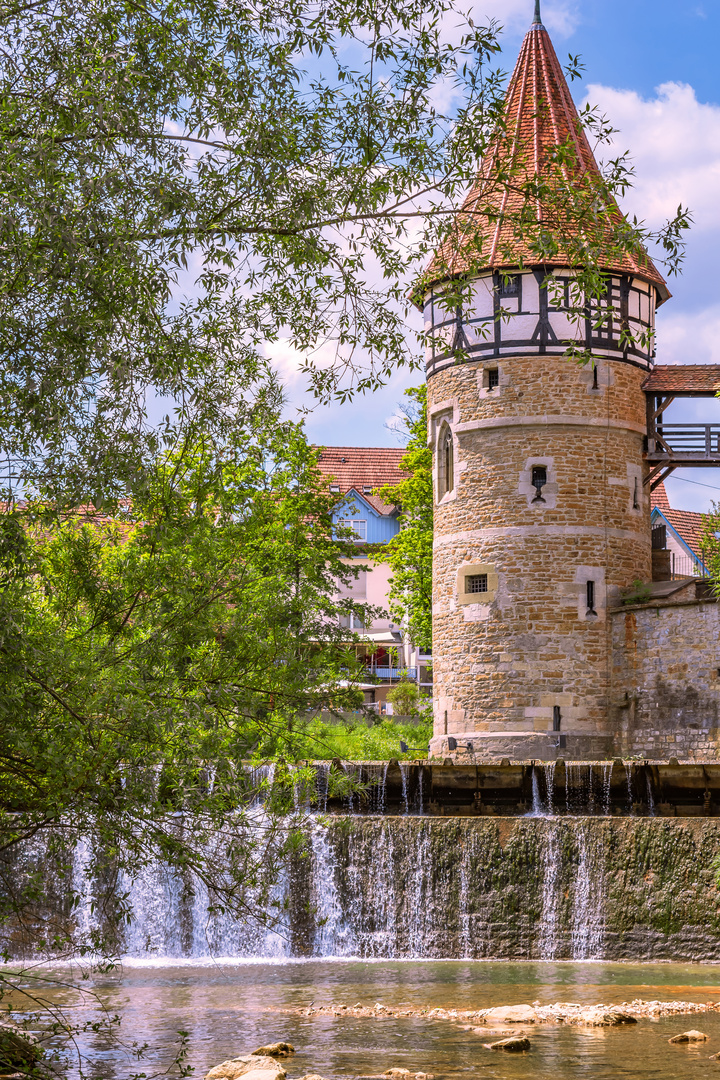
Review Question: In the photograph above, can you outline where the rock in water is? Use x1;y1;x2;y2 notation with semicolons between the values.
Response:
484;1037;531;1053
576;1009;637;1027
252;1044;295;1058
668;1031;709;1044
481;1005;537;1025
205;1055;288;1080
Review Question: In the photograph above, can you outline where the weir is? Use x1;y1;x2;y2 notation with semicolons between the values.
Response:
6;760;720;966
319;760;720;817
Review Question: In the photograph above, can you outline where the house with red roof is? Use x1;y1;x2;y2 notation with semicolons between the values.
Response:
650;482;710;579
315;446;430;709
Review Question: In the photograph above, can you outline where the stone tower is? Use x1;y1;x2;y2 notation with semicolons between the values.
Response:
422;5;670;760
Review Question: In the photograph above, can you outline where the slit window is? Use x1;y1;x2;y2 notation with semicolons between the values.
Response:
466;574;488;595
586;580;597;615
438;425;454;499
553;706;562;731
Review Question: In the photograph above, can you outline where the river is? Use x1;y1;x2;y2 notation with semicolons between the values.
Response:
7;959;720;1079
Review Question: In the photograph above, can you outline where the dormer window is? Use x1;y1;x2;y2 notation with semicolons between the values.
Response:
330;484;340;493
338;518;367;541
438;424;454;500
363;485;373;495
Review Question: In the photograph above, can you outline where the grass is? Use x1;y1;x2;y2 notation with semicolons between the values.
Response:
254;713;433;761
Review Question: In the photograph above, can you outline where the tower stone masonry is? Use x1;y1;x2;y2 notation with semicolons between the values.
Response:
421;8;675;761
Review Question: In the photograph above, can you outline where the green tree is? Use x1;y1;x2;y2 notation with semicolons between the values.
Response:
379;386;433;652
703;510;720;585
387;679;429;718
0;0;689;507
0;406;372;954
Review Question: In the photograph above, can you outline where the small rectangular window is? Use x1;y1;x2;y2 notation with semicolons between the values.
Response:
488;368;499;390
330;484;340;493
586;580;597;614
363;485;373;494
499;274;520;298
466;574;488;595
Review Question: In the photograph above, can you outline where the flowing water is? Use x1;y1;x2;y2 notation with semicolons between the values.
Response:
9;814;720;963
5;763;720;1075
6;960;720;1079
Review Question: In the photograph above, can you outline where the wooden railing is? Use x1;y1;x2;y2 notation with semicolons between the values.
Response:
647;423;720;460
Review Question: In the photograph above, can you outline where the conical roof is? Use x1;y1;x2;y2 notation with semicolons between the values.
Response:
421;11;669;302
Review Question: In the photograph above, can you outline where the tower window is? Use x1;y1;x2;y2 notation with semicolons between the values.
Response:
499;274;521;298
488;367;499;390
586;580;597;615
553;706;562;732
633;477;639;510
466;574;488;594
531;466;547;503
438;425;454;499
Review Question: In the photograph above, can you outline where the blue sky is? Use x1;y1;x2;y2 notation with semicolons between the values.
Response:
284;0;720;512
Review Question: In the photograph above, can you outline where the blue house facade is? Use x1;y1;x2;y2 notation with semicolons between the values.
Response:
316;446;432;709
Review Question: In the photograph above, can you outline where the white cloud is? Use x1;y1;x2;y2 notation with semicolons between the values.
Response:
584;80;720;230
658;304;720;368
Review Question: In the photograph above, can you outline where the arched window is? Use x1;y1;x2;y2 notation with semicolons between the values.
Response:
438;425;454;499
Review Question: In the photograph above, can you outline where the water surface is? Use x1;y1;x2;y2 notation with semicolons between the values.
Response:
7;960;720;1078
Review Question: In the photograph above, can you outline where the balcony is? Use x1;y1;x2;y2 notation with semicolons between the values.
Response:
369;666;417;681
647;424;720;464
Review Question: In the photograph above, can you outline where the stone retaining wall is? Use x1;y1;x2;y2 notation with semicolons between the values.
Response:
611;597;720;759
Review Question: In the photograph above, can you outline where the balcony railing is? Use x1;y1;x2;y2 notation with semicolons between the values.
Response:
367;666;417;680
647;424;720;461
671;552;708;579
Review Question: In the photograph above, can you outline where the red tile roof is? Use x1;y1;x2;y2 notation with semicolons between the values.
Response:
650;482;670;511
651;483;711;561
662;508;708;561
642;365;720;395
419;21;667;302
315;447;408;515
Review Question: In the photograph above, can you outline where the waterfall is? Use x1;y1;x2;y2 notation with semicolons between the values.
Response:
646;772;656;817
570;821;606;959
531;769;543;815
536;821;562;958
8;812;720;964
544;762;556;814
602;762;613;815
